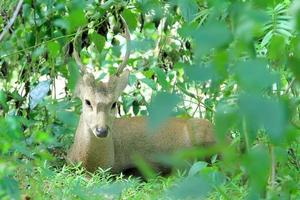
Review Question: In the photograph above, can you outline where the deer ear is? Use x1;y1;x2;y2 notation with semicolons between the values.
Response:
114;70;129;97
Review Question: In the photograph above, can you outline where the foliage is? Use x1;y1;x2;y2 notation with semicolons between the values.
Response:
0;0;300;199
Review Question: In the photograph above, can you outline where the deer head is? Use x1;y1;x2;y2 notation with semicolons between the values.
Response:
73;16;131;138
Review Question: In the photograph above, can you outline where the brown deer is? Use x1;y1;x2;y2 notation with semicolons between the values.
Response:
67;17;215;173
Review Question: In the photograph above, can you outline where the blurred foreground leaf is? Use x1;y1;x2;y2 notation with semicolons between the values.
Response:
166;167;225;199
239;94;288;144
148;92;180;130
92;181;135;198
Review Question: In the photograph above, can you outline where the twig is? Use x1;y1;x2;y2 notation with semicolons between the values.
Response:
176;83;214;112
0;0;24;42
285;78;295;94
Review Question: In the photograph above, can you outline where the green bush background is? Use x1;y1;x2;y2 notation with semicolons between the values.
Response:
0;0;299;199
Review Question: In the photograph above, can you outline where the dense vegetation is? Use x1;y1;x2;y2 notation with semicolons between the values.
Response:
0;0;299;199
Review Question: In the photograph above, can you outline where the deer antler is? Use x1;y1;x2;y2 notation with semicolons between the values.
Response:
72;28;87;74
115;16;131;76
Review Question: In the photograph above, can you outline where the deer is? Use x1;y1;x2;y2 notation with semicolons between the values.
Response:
67;16;216;173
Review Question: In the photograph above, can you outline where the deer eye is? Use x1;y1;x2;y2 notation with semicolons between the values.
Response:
85;99;92;108
111;102;117;110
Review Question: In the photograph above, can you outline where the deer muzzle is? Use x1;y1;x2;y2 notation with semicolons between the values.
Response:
95;126;109;138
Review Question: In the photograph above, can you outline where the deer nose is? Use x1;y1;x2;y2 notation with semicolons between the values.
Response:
95;126;109;138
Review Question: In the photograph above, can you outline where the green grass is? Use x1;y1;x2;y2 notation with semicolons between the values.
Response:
14;143;300;200
18;164;175;200
15;162;249;200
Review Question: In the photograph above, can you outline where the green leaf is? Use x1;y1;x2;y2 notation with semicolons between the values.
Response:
165;175;212;199
185;64;214;82
122;9;138;31
47;41;60;58
90;32;106;53
152;67;170;90
215;102;240;141
252;0;282;8
239;94;288;144
148;92;180;130
57;111;79;128
122;96;135;113
0;176;20;200
101;0;116;9
53;18;70;30
133;101;140;115
0;90;8;111
132;154;157;180
70;0;87;10
67;9;87;32
193;21;231;56
235;58;277;92
178;22;198;38
177;0;198;22
68;60;80;92
32;46;46;59
242;145;271;194
128;74;137;86
140;78;156;90
268;35;287;65
188;161;208;176
131;39;155;52
288;57;300;82
93;181;135;198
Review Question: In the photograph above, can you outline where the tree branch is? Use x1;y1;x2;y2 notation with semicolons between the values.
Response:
0;0;24;42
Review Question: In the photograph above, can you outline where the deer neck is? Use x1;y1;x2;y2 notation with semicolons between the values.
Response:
72;115;115;172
